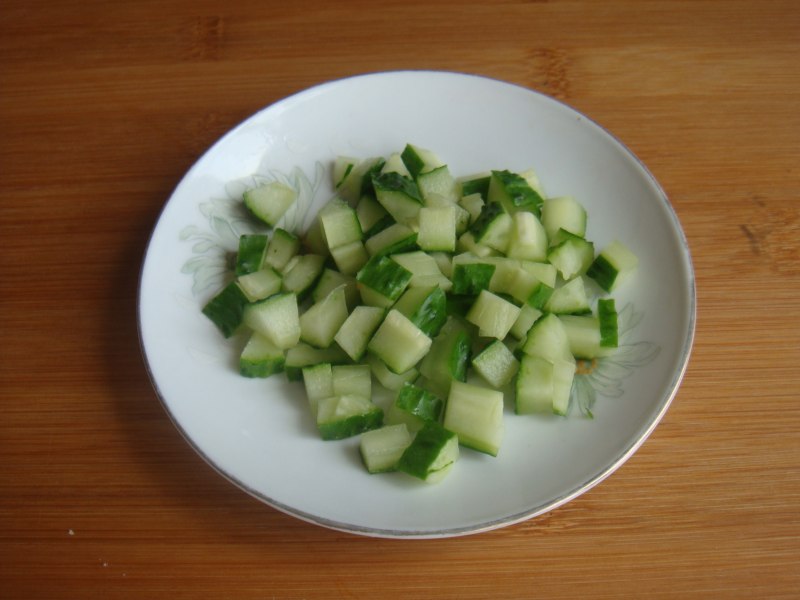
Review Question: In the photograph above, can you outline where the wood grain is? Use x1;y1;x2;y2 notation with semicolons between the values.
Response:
1;1;799;598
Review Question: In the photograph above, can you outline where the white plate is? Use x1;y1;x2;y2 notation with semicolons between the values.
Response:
138;71;695;538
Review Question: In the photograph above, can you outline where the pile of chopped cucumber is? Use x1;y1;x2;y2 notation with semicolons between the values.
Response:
201;144;638;484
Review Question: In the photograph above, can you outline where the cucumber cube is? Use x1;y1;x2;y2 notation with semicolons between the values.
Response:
201;281;249;338
465;290;521;340
443;380;505;457
334;305;385;362
235;234;269;276
472;340;519;388
236;267;282;302
488;170;544;216
243;292;301;350
243;181;297;226
316;395;383;441
239;332;285;378
299;286;349;349
359;424;413;474
367;309;432;374
397;421;459;483
515;355;554;414
417;205;457;252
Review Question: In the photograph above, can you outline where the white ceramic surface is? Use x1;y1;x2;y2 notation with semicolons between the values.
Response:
138;71;695;538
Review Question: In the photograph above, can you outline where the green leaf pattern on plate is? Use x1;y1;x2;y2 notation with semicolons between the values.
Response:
179;162;324;295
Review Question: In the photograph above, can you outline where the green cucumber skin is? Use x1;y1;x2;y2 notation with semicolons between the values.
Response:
396;421;458;481
460;175;491;199
235;234;269;276
586;254;618;292
318;409;384;441
400;144;427;179
202;281;249;338
356;255;412;301
451;262;496;295
240;355;285;378
395;286;448;338
395;382;444;423
372;171;424;203
598;298;619;347
489;170;544;216
469;201;506;242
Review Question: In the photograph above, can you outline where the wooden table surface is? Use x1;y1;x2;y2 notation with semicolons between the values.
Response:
2;1;799;598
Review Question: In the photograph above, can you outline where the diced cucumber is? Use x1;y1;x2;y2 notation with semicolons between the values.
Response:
329;240;369;275
544;276;591;315
541;196;587;240
333;156;357;190
239;332;285;378
367;309;432;374
299;286;349;349
359;424;413;474
506;211;548;262
587;240;639;292
312;268;359;309
235;234;269;276
302;362;333;415
456;230;501;258
236;267;282;302
372;171;424;225
392;286;447;338
551;357;577;416
356;255;412;303
264;228;300;272
515;355;554;414
509;303;543;340
366;354;420;391
598;298;619;348
547;231;594;280
418;318;471;396
364;222;418;257
202;281;249;338
521;313;573;362
451;259;496;295
381;152;413;177
488;170;544;216
443;380;505;457
386;382;444;433
465;290;521;340
281;254;326;299
356;194;389;236
417;205;457;252
390;251;452;290
316;395;383;441
472;339;519;388
519;260;557;288
459;192;485;224
417;165;459;205
332;364;372;399
334;305;385;362
400;143;444;178
488;258;551;307
243;181;297;227
285;343;350;381
470;202;512;253
459;173;491;199
243;292;301;350
558;315;612;359
301;218;329;257
336;157;385;205
319;197;363;251
397;421;459;483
